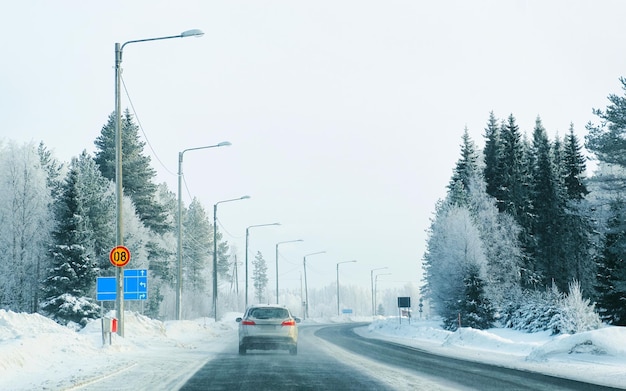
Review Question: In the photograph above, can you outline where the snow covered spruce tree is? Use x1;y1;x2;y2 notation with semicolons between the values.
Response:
252;251;268;303
456;262;495;330
183;198;212;317
40;152;106;328
423;203;490;330
423;129;517;330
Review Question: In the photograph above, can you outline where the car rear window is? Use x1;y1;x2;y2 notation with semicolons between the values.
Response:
249;308;289;319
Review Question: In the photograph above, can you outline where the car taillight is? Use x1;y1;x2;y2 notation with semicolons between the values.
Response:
242;320;256;325
281;319;296;326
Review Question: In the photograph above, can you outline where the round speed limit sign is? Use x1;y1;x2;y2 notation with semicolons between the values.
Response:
109;246;131;267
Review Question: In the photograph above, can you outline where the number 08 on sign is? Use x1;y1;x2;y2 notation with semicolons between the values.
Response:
109;246;131;267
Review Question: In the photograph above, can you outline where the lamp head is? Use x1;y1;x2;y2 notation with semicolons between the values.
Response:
181;29;204;38
217;141;232;147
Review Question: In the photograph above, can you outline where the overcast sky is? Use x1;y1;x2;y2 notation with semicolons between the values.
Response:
2;1;626;293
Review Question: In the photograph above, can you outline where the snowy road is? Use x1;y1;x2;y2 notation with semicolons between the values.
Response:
59;322;623;391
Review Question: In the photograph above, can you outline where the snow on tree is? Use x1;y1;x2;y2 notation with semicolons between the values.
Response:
40;154;101;328
467;177;523;310
183;198;212;317
453;262;495;330
422;203;488;330
0;141;53;313
506;280;601;334
550;280;602;334
445;128;523;310
252;251;268;304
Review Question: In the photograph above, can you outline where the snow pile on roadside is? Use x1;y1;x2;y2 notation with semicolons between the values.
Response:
364;316;626;388
0;309;100;372
0;310;239;390
527;327;626;361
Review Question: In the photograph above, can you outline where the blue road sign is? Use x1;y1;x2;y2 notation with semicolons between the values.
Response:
96;269;148;301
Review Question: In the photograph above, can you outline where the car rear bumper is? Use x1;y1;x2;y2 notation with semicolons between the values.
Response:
240;336;297;350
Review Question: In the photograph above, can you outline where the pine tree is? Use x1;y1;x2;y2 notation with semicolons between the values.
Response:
93;110;168;234
595;202;626;325
498;114;535;287
72;151;115;261
586;77;626;167
448;127;480;206
184;198;211;294
252;251;268;303
457;262;495;330
499;114;530;219
563;125;589;201
422;203;487;330
483;111;502;202
529;117;567;290
40;156;101;328
37;142;65;202
559;125;595;295
467;175;523;309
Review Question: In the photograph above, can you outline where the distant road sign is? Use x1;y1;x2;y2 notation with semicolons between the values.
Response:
341;309;353;314
109;246;131;267
96;269;148;301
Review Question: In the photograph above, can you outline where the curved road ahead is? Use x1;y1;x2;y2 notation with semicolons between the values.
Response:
180;323;622;391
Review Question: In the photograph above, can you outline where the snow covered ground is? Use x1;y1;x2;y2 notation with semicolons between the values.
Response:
1;309;625;390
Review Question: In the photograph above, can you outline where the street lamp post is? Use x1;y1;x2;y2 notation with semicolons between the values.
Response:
176;142;231;321
336;260;357;316
213;196;250;321
303;251;325;319
374;273;391;316
370;267;388;316
275;240;303;304
114;29;203;336
245;223;280;308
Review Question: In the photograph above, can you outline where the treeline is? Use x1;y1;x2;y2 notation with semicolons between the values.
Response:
422;78;626;333
0;110;236;327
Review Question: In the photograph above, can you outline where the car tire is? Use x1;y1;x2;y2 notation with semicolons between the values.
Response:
239;344;246;355
289;345;297;355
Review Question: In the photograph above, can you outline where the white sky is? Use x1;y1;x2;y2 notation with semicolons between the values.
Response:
1;310;625;389
2;1;626;292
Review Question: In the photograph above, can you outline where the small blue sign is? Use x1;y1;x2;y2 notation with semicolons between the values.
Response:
96;269;148;301
342;308;353;314
96;277;117;301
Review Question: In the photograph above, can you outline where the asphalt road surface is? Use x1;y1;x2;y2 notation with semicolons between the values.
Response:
179;323;623;391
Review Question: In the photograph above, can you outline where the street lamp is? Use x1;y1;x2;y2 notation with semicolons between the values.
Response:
245;223;280;308
370;267;388;316
336;260;357;316
114;29;203;336
374;273;391;316
176;141;231;320
213;195;250;320
275;240;303;304
303;251;326;319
